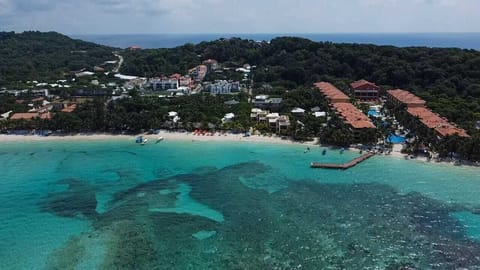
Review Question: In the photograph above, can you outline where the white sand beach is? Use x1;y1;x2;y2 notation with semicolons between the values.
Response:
0;131;317;146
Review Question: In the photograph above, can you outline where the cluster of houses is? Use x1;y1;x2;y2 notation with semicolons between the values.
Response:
148;59;244;96
1;96;77;121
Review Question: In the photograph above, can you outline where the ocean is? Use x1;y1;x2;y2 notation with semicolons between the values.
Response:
71;33;480;50
1;139;480;269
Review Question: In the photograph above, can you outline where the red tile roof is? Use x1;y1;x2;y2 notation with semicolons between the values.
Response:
170;73;182;79
350;79;379;90
315;82;374;129
387;89;426;107
332;103;376;129
315;82;350;103
407;107;469;137
10;112;52;120
61;104;77;113
10;113;39;120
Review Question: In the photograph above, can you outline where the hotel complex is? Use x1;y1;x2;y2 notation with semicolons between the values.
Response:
315;82;375;141
387;89;469;138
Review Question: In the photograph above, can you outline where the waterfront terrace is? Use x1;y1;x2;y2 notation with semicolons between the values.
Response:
315;82;375;129
386;89;469;138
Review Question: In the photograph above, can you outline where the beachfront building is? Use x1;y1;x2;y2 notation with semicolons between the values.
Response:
251;109;290;134
386;89;468;139
315;82;376;142
350;79;380;102
206;80;240;95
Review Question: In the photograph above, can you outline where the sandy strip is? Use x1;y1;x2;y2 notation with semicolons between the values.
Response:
0;132;317;146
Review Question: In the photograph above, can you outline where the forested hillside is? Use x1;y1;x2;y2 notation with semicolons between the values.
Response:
121;37;480;133
0;31;115;85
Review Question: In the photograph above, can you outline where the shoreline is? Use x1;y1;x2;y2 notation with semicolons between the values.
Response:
1;132;478;168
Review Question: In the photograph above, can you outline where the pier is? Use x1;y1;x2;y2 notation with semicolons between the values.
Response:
310;152;375;170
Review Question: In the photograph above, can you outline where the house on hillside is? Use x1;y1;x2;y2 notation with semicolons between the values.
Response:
206;80;240;95
350;79;380;102
150;78;179;91
202;59;219;73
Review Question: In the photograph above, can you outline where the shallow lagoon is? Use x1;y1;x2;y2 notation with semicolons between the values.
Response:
0;139;479;269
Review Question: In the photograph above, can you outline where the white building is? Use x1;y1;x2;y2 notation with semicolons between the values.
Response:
207;80;240;95
151;78;179;91
222;113;235;123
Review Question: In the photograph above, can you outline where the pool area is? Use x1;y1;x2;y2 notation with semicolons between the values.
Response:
368;109;381;117
387;133;406;144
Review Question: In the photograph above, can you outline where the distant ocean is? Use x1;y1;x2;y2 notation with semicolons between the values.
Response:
71;33;480;50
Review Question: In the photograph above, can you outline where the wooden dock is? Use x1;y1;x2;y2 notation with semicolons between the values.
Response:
310;152;375;170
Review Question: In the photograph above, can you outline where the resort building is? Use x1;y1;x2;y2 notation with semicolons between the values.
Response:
315;82;375;129
315;82;351;103
386;89;468;138
386;89;426;108
350;79;380;102
250;108;290;134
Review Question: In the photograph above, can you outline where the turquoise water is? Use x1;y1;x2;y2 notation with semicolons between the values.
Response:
1;139;480;269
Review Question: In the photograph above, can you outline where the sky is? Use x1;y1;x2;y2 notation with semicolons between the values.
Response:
0;0;479;34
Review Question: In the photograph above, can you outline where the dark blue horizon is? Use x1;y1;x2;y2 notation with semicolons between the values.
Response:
71;33;480;50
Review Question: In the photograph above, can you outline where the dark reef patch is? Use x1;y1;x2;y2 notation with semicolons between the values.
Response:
39;179;98;219
47;162;480;269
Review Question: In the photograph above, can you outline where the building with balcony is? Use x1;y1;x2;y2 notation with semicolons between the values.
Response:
350;79;380;101
206;80;240;95
386;89;468;138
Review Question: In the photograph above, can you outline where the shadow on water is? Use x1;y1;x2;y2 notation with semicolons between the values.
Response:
43;162;480;269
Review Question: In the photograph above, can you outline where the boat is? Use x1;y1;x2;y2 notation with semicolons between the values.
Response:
156;136;164;143
136;135;148;145
322;149;327;155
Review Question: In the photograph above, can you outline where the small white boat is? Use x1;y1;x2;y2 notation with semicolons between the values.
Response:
156;136;164;143
140;138;148;145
